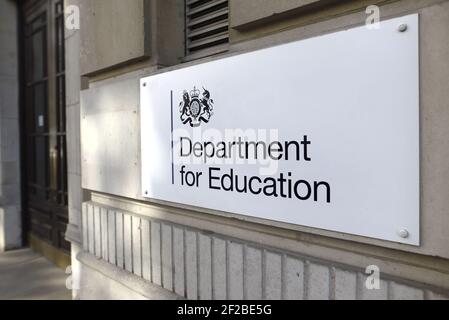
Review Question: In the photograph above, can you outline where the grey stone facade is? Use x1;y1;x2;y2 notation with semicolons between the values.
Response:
68;0;449;300
0;0;448;300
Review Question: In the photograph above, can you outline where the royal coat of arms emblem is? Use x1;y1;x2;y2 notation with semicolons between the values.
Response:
179;86;214;127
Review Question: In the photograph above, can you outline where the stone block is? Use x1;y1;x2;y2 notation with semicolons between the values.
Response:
284;256;304;300
115;212;124;268
65;31;80;106
161;224;173;291
173;226;185;297
390;282;424;300
141;219;151;281
79;0;149;75
198;234;212;300
0;206;21;251
426;290;449;300
123;214;133;272
244;246;262;300
264;252;282;300
81;203;88;251
0;161;20;186
151;221;162;286
132;216;142;277
1;119;19;162
230;0;327;29
307;263;329;300
101;208;108;261
87;204;95;254
212;237;227;300
94;206;102;258
228;241;243;300
81;73;141;199
107;211;116;265
0;78;19;119
334;269;357;300
185;230;197;300
66;105;81;176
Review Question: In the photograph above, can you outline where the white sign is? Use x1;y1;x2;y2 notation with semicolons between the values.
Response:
140;14;419;245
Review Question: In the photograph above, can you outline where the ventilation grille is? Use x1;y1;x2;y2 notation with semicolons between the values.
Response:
185;0;229;55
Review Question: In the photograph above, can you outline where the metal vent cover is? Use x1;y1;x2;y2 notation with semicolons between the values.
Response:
185;0;229;55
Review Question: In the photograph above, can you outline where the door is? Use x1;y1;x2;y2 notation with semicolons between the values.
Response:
22;0;69;258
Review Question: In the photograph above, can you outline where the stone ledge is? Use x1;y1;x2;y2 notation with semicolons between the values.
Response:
65;223;82;246
230;0;341;30
77;251;184;300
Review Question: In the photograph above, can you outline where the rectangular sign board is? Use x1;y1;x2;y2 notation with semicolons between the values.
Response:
140;14;419;245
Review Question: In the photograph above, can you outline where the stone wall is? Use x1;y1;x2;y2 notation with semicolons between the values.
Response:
0;0;21;252
81;200;449;300
64;0;83;299
67;0;449;299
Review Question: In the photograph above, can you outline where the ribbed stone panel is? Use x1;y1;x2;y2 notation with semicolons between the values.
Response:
81;202;448;300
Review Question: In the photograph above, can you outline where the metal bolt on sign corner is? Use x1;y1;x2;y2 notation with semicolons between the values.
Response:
398;24;408;32
397;229;409;239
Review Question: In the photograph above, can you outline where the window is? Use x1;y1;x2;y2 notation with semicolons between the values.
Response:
185;0;229;57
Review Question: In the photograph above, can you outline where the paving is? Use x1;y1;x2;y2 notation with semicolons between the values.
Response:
0;248;71;300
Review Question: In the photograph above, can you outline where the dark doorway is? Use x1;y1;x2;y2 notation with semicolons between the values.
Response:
21;0;69;266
